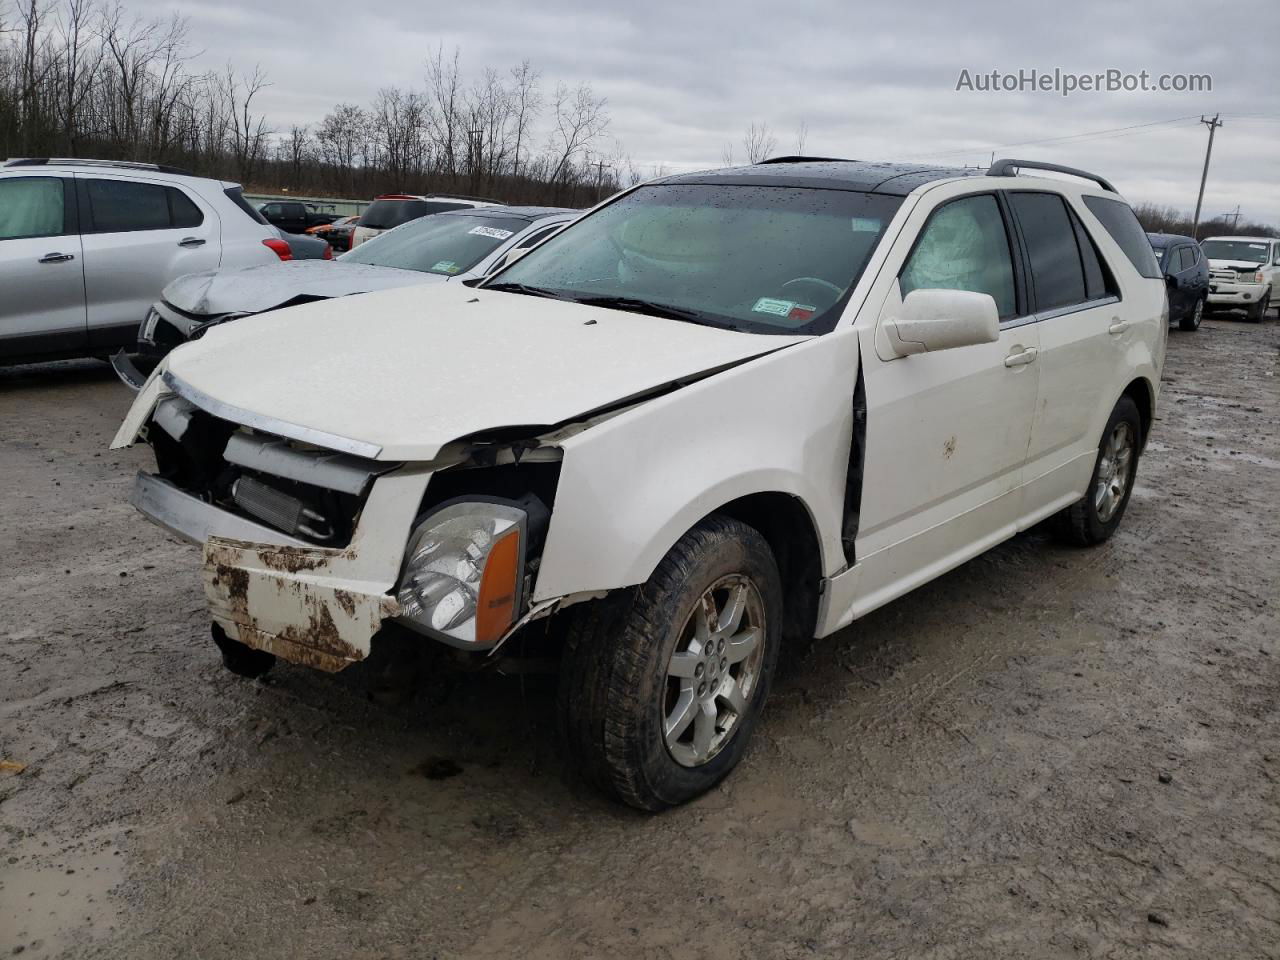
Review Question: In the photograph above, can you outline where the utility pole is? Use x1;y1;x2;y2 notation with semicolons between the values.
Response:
592;159;612;202
1192;114;1222;239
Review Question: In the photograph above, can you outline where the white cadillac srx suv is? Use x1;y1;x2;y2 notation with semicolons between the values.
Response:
113;157;1166;810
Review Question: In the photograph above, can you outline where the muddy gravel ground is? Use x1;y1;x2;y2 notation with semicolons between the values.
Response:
2;316;1277;960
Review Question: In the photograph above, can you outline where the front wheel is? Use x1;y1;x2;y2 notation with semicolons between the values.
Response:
1179;297;1203;331
558;516;782;810
1053;396;1142;546
1247;291;1271;323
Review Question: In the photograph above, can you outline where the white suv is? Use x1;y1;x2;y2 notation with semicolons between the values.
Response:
1201;235;1278;321
114;157;1166;810
0;158;288;364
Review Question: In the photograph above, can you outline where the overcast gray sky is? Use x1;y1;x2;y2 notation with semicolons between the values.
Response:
156;0;1279;224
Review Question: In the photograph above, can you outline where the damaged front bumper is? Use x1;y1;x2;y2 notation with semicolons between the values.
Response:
205;537;400;672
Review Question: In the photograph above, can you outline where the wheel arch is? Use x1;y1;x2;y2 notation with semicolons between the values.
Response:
1122;376;1154;448
710;491;824;646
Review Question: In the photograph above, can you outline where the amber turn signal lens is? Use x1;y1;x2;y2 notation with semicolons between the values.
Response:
475;528;521;646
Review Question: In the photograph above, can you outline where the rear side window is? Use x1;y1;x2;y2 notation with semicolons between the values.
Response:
900;194;1017;319
1009;192;1086;312
1179;247;1196;272
170;189;204;229
1067;207;1116;301
225;186;270;224
1082;195;1161;279
83;179;205;232
0;176;68;239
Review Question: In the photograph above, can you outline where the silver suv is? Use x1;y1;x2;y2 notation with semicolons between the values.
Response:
0;158;289;364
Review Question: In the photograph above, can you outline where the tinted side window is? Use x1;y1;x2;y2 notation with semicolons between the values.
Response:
1179;247;1196;272
86;179;170;232
0;177;67;240
225;187;269;224
168;188;204;228
900;194;1016;318
516;225;560;250
1082;195;1161;279
1009;192;1086;311
1067;207;1116;300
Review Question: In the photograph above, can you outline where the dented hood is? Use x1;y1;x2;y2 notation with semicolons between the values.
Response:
164;283;808;461
163;260;443;317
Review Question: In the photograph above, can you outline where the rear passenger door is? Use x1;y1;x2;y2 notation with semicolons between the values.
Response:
1011;190;1126;522
0;174;86;357
77;175;221;348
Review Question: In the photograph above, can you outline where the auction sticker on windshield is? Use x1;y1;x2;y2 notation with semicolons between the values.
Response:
469;226;515;240
432;260;461;274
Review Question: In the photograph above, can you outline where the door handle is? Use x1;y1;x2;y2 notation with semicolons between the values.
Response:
1108;319;1131;335
178;237;206;247
1004;347;1038;367
38;252;74;263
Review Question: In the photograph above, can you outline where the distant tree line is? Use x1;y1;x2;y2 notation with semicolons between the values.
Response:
1133;202;1277;241
0;0;646;206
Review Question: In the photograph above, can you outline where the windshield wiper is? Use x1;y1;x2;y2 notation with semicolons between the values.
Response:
568;295;737;330
482;281;569;300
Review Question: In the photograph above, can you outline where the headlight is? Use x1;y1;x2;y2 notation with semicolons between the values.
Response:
395;501;527;648
1255;270;1266;284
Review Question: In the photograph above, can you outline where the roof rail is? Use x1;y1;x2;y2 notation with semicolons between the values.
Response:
4;157;196;177
756;155;852;165
986;158;1117;194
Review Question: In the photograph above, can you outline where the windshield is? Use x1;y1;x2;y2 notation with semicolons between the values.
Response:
487;183;903;334
1201;240;1270;264
357;198;470;230
340;214;529;275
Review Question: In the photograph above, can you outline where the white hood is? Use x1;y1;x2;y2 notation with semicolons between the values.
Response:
163;283;807;461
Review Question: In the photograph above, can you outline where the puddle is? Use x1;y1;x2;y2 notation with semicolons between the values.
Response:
0;827;125;955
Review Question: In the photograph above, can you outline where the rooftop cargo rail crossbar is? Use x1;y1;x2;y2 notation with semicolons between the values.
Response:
986;158;1117;194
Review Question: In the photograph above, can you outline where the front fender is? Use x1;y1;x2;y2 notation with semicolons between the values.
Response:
532;331;859;601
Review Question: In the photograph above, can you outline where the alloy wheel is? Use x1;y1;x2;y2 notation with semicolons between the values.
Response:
1094;421;1135;523
663;575;766;767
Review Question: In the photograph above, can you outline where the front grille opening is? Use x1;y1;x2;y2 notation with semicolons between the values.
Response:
149;409;365;547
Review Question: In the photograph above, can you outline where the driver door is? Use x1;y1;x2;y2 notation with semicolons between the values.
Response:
849;191;1039;617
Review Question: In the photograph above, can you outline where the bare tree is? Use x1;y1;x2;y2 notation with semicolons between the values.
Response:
507;59;540;181
546;81;608;188
742;122;776;164
795;119;808;155
223;62;269;183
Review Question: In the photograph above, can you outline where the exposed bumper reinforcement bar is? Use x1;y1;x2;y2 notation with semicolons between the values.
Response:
130;471;310;548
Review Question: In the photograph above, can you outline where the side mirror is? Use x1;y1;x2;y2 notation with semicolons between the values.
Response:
881;288;1000;358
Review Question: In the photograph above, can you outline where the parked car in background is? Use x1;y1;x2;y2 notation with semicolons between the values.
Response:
113;157;1164;810
110;206;575;387
256;199;340;233
1201;235;1278;322
350;193;496;248
1148;232;1208;330
276;227;333;261
306;215;359;252
0;158;291;365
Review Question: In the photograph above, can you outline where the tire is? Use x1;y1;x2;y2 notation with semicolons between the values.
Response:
1247;291;1271;323
211;622;276;678
1179;297;1203;331
558;515;783;811
1053;395;1142;546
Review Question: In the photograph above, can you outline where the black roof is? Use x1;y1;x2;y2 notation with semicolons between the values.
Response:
436;205;578;221
660;158;985;196
1146;232;1196;247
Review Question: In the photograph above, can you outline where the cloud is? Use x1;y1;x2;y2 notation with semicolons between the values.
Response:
146;0;1280;222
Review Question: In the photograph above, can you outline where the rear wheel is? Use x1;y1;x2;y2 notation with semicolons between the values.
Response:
558;516;782;810
1054;396;1142;546
1179;297;1203;331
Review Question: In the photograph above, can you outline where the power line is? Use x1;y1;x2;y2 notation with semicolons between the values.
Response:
908;114;1203;162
